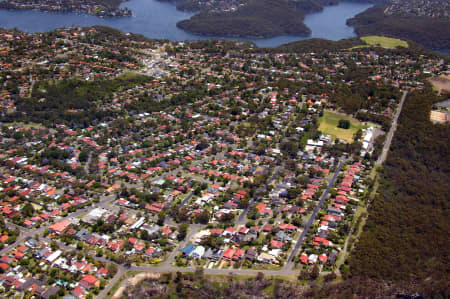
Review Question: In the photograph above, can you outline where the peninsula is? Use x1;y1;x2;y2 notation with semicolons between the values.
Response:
171;0;343;38
347;0;450;49
0;0;132;17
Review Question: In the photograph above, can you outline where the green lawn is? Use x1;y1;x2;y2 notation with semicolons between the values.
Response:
318;111;375;143
360;36;408;49
2;122;45;128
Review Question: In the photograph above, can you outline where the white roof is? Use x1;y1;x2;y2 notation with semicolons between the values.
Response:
268;249;281;257
308;254;318;263
307;139;324;146
87;208;107;219
46;250;62;263
192;246;205;257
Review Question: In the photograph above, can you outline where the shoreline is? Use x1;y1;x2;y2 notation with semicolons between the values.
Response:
0;1;132;17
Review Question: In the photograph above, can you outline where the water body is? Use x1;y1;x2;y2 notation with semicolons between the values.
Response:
436;50;450;56
0;0;373;47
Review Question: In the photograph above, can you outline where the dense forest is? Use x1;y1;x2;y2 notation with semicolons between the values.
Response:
347;6;450;50
1;72;205;128
176;0;316;38
2;74;152;127
269;37;364;53
347;86;450;297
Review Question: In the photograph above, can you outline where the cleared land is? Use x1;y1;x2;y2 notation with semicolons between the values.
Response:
318;111;374;142
429;75;450;94
360;35;408;49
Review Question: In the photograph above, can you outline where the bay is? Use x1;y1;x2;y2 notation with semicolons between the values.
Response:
0;0;373;47
436;50;450;56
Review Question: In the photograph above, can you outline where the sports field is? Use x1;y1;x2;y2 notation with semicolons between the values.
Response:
360;36;408;49
318;111;375;143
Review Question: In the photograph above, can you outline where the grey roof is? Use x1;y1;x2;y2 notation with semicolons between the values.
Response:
75;228;92;241
203;248;213;259
17;277;42;291
42;286;60;299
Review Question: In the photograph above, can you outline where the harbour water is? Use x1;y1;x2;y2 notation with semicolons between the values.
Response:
0;1;373;47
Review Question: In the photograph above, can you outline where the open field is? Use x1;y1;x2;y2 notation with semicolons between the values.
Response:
360;35;409;49
318;111;375;142
429;75;450;94
2;122;45;128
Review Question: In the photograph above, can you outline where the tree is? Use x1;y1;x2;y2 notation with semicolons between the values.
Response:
174;271;183;283
22;202;35;217
77;241;83;250
194;210;210;224
178;224;188;241
107;263;118;277
96;248;103;257
79;150;89;163
310;264;320;280
292;216;302;227
353;128;363;141
298;268;309;280
157;212;165;226
140;230;149;241
50;241;59;251
246;220;255;228
287;187;299;199
338;119;350;129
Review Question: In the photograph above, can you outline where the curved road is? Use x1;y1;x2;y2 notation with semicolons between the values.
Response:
1;152;345;299
98;161;344;298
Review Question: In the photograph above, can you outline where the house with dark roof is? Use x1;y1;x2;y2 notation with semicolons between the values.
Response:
211;248;224;261
246;249;258;261
203;248;213;260
17;277;42;292
75;229;92;242
42;286;60;299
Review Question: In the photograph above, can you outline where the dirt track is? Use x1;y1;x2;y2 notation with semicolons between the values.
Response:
112;273;161;299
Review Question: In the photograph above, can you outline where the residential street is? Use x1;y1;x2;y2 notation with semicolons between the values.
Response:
285;159;344;269
96;161;345;298
0;160;347;299
237;166;280;225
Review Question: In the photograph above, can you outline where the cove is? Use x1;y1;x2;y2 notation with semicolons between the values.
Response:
0;1;373;47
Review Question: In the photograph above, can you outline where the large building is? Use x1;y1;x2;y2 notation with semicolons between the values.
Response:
430;110;449;124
